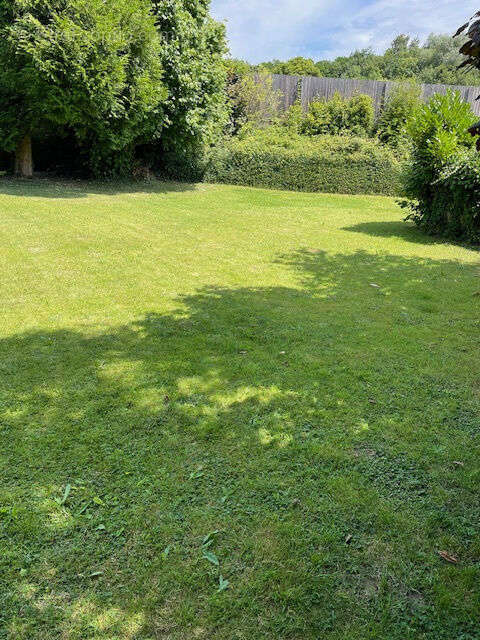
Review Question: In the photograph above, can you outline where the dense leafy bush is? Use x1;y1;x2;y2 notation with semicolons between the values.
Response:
281;103;304;133
205;128;405;195
300;100;332;135
376;83;421;146
400;91;478;241
417;152;480;243
346;94;376;136
0;0;228;177
300;92;374;137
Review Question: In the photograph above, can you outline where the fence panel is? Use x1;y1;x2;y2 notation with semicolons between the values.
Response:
270;74;301;111
269;73;480;116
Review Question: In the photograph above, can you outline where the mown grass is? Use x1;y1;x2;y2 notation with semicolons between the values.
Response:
1;178;479;640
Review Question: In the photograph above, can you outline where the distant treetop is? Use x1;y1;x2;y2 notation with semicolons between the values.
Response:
227;34;480;86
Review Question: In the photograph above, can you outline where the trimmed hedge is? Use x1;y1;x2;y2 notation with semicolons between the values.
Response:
205;129;405;195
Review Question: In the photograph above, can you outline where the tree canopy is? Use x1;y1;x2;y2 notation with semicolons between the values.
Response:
151;0;228;158
231;34;480;86
0;0;167;175
0;0;227;176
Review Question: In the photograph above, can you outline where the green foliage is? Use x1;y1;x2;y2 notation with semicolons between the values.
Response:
227;71;281;134
0;0;228;177
223;58;252;77
264;56;320;77
316;49;384;80
281;103;304;133
253;33;480;85
0;0;166;175
406;91;475;168
376;83;422;146
346;94;375;136
300;93;374;137
301;100;332;136
206;128;404;195
151;0;228;156
400;91;478;241
423;152;480;242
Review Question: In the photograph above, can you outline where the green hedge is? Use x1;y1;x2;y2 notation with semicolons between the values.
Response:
205;129;405;196
403;151;480;243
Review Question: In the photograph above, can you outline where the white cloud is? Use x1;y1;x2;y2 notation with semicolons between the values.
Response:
210;0;479;62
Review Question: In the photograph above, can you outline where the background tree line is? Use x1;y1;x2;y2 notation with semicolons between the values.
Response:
228;34;480;86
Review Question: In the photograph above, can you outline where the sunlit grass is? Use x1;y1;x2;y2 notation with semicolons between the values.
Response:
0;178;479;639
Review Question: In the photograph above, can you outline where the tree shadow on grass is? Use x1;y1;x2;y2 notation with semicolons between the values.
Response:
0;177;197;199
342;220;446;245
1;250;480;639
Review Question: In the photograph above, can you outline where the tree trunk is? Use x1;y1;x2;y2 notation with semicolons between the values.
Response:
14;135;33;177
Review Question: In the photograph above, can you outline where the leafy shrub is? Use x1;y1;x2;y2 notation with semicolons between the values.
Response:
301;100;332;135
151;0;228;157
400;91;478;241
0;0;166;177
407;90;475;168
281;103;305;133
376;83;421;146
420;152;480;242
346;94;375;136
322;92;350;134
227;71;282;134
205;128;405;195
300;92;374;137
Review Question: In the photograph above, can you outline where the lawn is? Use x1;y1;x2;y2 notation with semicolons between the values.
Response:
1;178;479;640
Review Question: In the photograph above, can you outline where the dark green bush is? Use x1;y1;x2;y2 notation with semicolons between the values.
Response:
205;128;405;195
158;146;210;182
404;152;480;243
400;91;479;241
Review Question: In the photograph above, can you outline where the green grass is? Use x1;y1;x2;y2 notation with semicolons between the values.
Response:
1;178;479;640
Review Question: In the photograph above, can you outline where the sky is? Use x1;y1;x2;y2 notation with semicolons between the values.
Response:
210;0;479;63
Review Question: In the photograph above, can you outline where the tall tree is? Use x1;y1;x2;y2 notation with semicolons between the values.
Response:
0;0;166;176
151;0;228;161
273;57;320;77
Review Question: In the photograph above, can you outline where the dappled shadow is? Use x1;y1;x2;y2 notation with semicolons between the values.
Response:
276;247;473;291
342;220;446;245
0;176;197;199
2;249;480;638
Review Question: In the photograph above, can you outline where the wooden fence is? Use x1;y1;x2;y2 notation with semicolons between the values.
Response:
268;73;480;116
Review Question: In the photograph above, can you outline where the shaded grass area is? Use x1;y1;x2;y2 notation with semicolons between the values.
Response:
1;179;480;639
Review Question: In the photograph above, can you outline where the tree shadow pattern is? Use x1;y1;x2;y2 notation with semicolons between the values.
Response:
1;250;480;639
0;177;196;199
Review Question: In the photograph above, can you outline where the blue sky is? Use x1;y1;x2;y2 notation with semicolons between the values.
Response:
210;0;479;63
